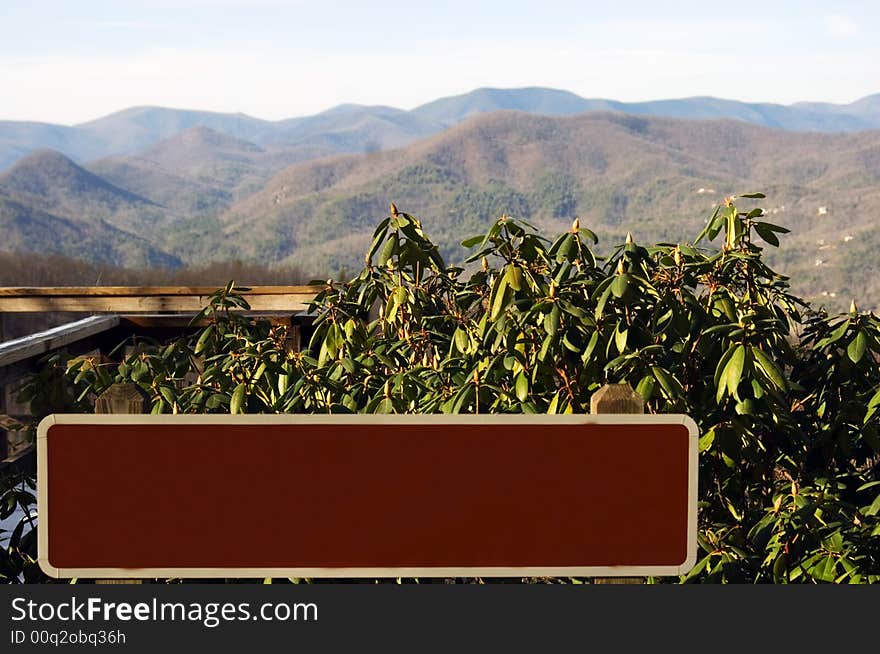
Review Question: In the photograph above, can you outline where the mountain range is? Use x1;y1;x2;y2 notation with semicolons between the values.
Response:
2;87;880;311
4;87;880;171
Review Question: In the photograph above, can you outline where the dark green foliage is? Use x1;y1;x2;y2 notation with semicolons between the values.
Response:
530;173;578;219
450;182;531;229
0;469;42;583
4;197;879;583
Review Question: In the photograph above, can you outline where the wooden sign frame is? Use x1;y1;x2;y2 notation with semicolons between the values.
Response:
37;414;698;579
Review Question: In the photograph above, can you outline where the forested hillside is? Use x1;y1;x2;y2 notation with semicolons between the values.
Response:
2;106;880;311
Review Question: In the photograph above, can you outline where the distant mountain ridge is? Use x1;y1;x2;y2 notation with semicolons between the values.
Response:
2;87;880;170
0;149;180;267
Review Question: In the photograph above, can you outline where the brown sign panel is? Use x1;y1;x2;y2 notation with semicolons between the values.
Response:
38;415;698;578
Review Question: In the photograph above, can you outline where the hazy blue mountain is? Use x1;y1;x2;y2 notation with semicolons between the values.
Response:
3;87;880;173
411;87;606;125
273;105;442;152
622;97;873;131
0;121;107;170
86;126;319;215
75;106;278;153
410;88;880;132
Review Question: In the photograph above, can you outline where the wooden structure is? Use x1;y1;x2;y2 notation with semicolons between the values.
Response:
0;286;319;467
591;383;647;585
93;383;149;585
0;286;317;313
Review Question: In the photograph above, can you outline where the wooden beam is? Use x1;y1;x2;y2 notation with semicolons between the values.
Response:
0;286;320;313
0;316;120;368
0;295;316;313
0;285;318;296
119;313;300;329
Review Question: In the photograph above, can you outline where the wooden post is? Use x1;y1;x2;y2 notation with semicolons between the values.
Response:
591;382;646;585
95;383;149;416
94;383;149;584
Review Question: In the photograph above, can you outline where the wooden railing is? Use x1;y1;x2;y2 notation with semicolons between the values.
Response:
0;286;319;466
0;285;319;313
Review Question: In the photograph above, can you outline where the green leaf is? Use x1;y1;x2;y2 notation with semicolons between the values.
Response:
555;234;575;261
375;397;394;414
739;192;766;199
863;492;880;517
515;373;529;402
582;330;599;363
714;344;736;389
754;222;779;247
809;556;837;583
230;382;246;414
194;326;214;354
453;326;470;354
367;223;390;261
867;386;880;411
546;305;561;337
490;273;511;321
611;273;630;299
378;237;396;266
735;398;755;415
635;375;655;402
698;429;715;453
848;330;867;363
326;322;343;359
577;227;599;245
506;264;523;291
159;386;176;405
460;235;485;248
751;347;787;391
821;320;850;347
451;385;475;414
717;345;745;403
547;391;561;414
594;283;613;320
615;321;628;354
651;365;683;400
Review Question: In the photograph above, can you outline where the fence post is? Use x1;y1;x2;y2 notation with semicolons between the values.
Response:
591;382;645;585
94;382;149;585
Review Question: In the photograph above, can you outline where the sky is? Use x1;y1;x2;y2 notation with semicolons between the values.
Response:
1;0;878;124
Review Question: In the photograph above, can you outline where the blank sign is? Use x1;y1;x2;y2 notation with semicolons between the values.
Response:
38;414;697;578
